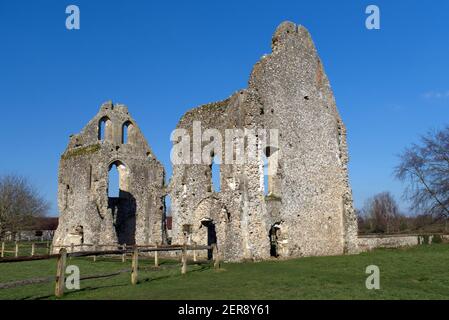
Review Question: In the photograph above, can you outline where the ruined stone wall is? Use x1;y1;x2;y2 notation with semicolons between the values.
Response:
358;235;420;251
54;21;359;261
53;102;165;250
169;21;359;261
168;94;272;261
250;22;359;257
358;234;449;251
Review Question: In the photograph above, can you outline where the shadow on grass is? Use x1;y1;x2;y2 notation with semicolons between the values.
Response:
33;283;129;300
25;262;215;300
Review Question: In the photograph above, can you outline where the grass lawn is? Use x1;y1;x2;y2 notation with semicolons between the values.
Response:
1;241;51;257
1;243;449;300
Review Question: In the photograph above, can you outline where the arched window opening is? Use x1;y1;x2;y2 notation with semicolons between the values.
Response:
263;154;269;196
211;156;221;192
165;195;172;216
99;119;106;141
263;146;280;197
63;185;70;209
98;117;112;141
75;226;84;245
122;121;134;144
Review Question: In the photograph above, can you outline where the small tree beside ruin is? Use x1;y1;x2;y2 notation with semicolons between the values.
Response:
395;125;449;219
0;174;50;240
359;192;403;234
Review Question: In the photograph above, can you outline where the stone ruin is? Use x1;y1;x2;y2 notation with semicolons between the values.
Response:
52;103;166;247
53;21;359;260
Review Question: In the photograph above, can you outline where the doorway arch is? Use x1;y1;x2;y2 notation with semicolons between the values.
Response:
201;218;217;259
269;223;282;257
107;160;136;245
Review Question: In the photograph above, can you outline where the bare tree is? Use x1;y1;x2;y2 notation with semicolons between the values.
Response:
395;126;449;218
361;192;401;233
0;174;50;240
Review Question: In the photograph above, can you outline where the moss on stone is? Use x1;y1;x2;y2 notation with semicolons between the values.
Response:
265;193;282;202
61;144;101;160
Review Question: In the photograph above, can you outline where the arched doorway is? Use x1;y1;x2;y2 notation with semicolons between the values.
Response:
108;161;136;245
201;218;217;259
269;223;281;257
191;197;227;259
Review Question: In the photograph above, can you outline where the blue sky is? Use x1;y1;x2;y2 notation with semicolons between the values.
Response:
0;0;448;216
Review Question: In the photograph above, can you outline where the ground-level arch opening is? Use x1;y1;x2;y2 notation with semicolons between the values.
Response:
107;161;136;245
269;223;281;257
201;218;217;259
164;195;172;244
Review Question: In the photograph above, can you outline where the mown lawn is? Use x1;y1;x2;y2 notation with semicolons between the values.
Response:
1;241;51;257
1;244;449;300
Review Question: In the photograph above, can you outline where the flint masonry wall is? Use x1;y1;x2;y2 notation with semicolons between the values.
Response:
54;21;359;261
358;235;419;252
169;21;359;261
358;234;449;251
52;102;165;250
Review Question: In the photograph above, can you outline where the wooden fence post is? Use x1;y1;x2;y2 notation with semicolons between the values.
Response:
212;244;220;270
55;248;67;298
15;242;19;258
131;248;139;285
31;243;35;256
93;245;97;262
1;242;4;258
154;243;159;267
181;245;187;275
122;244;126;263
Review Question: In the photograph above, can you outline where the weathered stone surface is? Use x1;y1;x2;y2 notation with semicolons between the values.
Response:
358;234;449;251
169;21;359;261
52;102;165;250
54;21;359;261
358;235;420;251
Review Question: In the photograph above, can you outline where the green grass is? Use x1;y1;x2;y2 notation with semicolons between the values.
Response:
1;244;449;300
1;241;51;257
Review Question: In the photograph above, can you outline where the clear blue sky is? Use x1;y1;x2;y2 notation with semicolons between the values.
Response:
0;0;448;216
